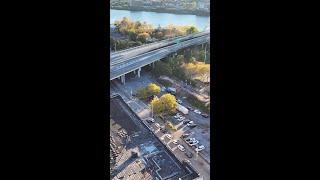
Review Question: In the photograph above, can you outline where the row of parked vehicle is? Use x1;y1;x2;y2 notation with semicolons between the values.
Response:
182;133;206;152
174;113;198;128
185;106;209;118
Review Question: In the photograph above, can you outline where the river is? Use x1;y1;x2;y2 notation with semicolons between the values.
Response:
111;9;210;31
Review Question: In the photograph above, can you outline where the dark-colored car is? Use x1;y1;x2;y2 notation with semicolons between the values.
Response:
187;106;194;111
189;124;198;128
183;120;191;124
201;113;209;118
160;128;167;133
181;133;190;138
185;151;193;158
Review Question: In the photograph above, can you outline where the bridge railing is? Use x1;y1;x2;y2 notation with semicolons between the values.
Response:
111;30;209;56
110;36;210;79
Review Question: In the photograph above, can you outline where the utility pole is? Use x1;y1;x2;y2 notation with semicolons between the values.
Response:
114;42;117;52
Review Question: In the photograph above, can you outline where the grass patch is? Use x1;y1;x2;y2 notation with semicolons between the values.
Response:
186;95;210;114
157;79;173;87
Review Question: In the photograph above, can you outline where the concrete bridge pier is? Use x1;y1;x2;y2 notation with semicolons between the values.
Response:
137;67;141;78
133;70;136;74
152;62;155;68
120;75;125;84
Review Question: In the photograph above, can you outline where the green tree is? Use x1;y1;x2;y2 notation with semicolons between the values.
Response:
186;26;199;34
152;61;173;77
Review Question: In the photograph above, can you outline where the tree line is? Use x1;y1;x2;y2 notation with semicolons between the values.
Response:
110;17;199;51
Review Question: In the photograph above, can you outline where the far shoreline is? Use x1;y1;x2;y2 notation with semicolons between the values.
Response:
111;6;210;17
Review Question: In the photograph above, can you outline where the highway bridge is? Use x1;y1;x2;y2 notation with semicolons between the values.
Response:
110;30;210;83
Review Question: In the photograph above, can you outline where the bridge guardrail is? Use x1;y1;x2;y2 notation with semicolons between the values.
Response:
111;30;209;56
110;35;210;79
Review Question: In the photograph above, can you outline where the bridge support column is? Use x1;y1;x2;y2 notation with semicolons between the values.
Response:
133;70;136;74
121;75;125;84
137;68;141;78
152;62;155;68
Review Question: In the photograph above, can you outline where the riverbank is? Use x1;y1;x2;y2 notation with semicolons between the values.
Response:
111;6;210;17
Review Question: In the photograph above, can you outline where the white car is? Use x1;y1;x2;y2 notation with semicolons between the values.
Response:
177;116;185;121
195;145;205;152
172;140;179;145
194;109;201;114
176;118;183;122
166;134;172;139
155;123;161;128
147;118;155;123
187;121;194;126
177;145;185;152
177;99;182;104
189;140;199;146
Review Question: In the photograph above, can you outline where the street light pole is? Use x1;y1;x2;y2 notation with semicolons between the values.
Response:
151;103;153;118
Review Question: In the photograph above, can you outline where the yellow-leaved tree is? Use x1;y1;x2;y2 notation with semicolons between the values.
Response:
137;83;160;99
151;93;177;115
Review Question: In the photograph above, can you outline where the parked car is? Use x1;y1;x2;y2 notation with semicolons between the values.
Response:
160;127;167;133
172;140;179;145
166;134;172;139
166;87;176;95
155;123;161;128
183;159;191;165
178;145;185;152
189;124;198;128
195;145;205;152
187;106;194;111
178;116;185;121
187;121;194;126
201;113;209;118
146;118;155;123
183;119;191;124
185;138;196;142
185;151;193;158
181;133;190;138
154;123;160;128
177;99;182;104
189;140;199;146
194;109;201;114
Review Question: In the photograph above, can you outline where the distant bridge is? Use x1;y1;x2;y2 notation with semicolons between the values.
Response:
110;30;210;83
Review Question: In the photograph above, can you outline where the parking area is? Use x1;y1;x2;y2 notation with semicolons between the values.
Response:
110;95;198;180
110;71;211;179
